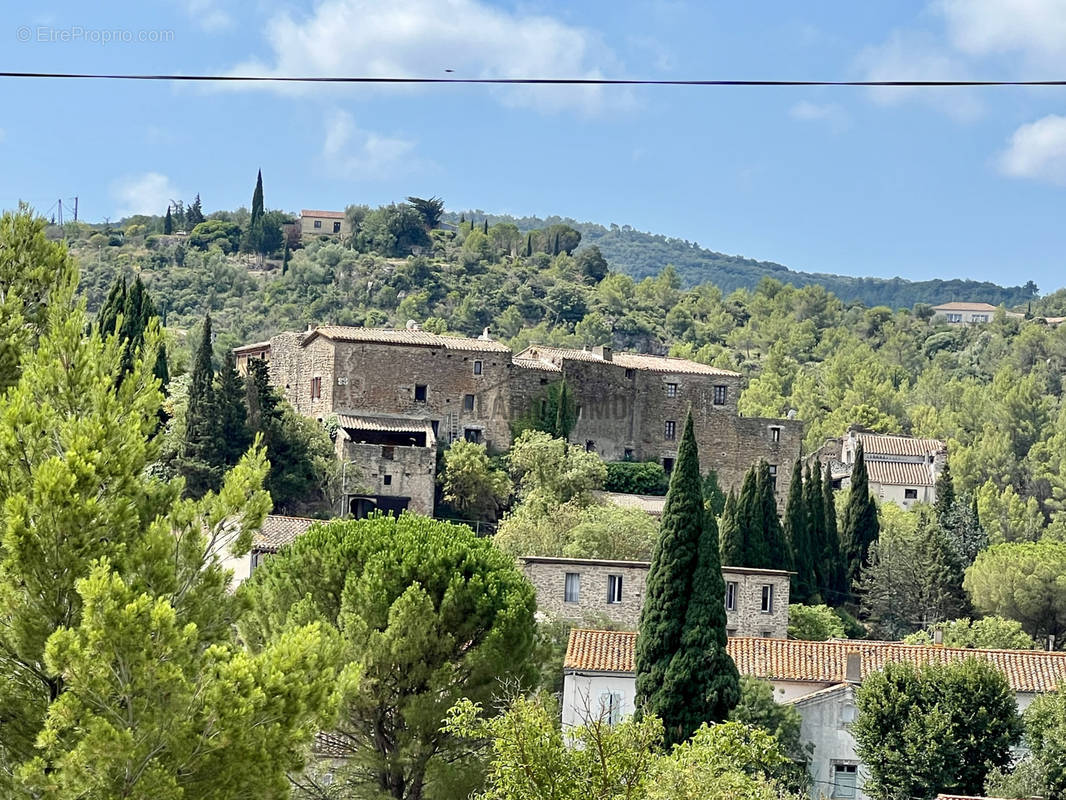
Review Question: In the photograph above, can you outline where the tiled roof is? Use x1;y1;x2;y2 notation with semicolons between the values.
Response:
514;345;740;377
306;326;512;352
594;490;667;516
866;461;935;487
336;412;435;439
855;432;945;457
512;356;562;373
932;302;999;312
232;340;272;354
522;555;651;569
301;209;346;219
564;631;1066;693
252;514;318;553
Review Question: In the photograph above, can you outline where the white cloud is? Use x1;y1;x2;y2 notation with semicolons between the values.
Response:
321;110;421;179
939;0;1066;70
225;0;627;113
999;114;1066;185
856;30;982;121
789;101;850;131
180;0;232;32
111;172;180;218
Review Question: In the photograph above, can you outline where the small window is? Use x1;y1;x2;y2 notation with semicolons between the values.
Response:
623;448;634;461
725;581;737;611
313;219;322;229
464;428;482;444
586;440;596;453
761;584;774;614
463;394;475;411
663;457;674;473
381;446;395;460
564;572;580;603
333;221;341;233
770;426;781;442
713;385;728;405
473;360;483;375
761;630;772;638
414;384;428;402
665;382;678;397
664;420;676;440
383;474;392;486
904;488;918;500
625;368;635;379
831;764;858;799
607;574;623;604
598;691;624;726
310;376;322;400
768;464;777;491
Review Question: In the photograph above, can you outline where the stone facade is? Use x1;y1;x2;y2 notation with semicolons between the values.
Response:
521;556;791;636
237;326;806;513
300;209;348;238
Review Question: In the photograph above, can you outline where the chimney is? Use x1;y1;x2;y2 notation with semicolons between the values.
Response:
845;652;862;684
933;628;944;646
592;345;613;362
1049;634;1056;652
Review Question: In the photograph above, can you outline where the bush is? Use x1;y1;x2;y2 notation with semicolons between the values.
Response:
788;604;846;641
604;460;669;495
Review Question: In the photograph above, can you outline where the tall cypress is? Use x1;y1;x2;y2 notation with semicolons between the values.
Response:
178;314;222;497
718;490;741;566
757;461;791;570
216;352;251;467
636;411;738;746
164;206;173;234
842;442;880;592
934;462;956;522
525;233;532;257
786;460;814;603
805;462;827;600
738;464;765;567
250;170;264;225
96;277;127;338
822;464;847;606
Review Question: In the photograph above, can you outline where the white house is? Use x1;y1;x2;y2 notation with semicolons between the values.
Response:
219;513;318;588
563;630;1066;800
931;302;999;324
840;430;946;509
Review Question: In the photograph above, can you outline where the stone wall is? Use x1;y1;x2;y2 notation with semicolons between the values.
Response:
522;557;790;636
337;438;436;516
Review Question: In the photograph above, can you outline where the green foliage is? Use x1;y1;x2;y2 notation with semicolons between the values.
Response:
441;439;512;521
507;430;606;512
852;659;1023;800
215;351;251;467
788;604;847;641
187;219;242;253
1024;687;1066;799
176;313;221;496
903;616;1039;649
407;196;444;229
636;412;739;747
785;461;814;603
841;443;880;592
240;514;538;800
495;499;659;561
964;540;1066;643
728;677;809;782
604;460;669;495
702;469;727;517
721;461;790;571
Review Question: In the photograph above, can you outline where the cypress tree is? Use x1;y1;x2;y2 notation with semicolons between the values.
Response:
525;233;532;257
718;490;741;566
636;412;738;746
842;442;880;592
702;469;726;518
757;461;791;571
96;277;127;337
786;460;814;603
804;462;827;600
737;463;764;567
822;464;848;606
250;170;264;225
482;218;488;235
164;206;173;235
934;463;956;522
178;314;222;497
216;352;251;467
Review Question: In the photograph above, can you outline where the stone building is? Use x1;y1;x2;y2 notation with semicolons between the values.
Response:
520;555;791;636
835;429;947;510
299;209;348;238
563;631;1066;800
235;326;805;514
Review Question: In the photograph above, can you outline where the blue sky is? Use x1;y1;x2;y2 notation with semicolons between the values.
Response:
4;1;1066;291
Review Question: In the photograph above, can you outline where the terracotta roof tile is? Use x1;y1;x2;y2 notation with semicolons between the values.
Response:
856;432;945;457
932;302;999;312
307;326;512;352
336;413;435;439
866;461;935;487
564;631;1066;693
514;345;740;377
252;514;318;553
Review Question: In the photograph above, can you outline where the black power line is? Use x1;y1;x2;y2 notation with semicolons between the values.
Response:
1;71;1066;86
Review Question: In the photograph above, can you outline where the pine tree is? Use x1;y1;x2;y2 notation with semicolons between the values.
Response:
636;412;738;746
842;442;880;592
217;352;251;467
822;463;848;605
164;206;173;234
178;313;222;496
934;463;956;522
786;460;814;603
718;490;741;566
188;193;204;225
